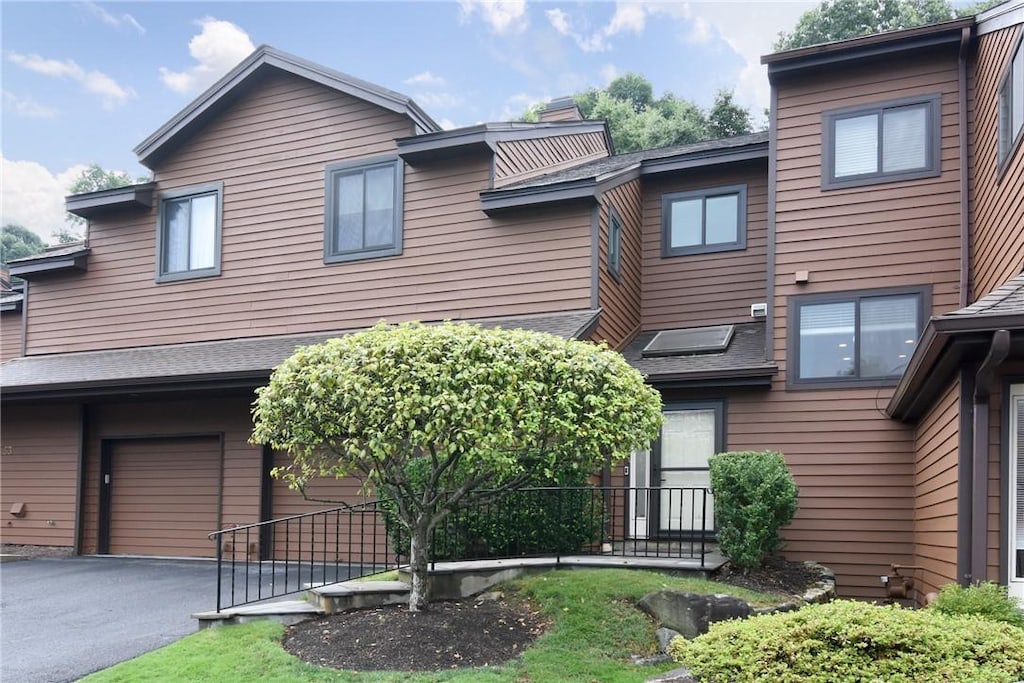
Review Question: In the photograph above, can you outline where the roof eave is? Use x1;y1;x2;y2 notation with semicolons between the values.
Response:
644;366;778;388
479;179;599;214
0;371;270;402
8;250;90;279
65;183;155;218
396;121;611;165
639;142;769;175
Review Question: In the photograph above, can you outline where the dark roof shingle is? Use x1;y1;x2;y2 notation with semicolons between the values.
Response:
621;322;776;383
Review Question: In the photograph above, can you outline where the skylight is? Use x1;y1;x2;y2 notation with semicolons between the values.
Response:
642;325;735;357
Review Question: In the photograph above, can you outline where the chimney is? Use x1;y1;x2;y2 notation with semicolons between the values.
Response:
538;97;582;122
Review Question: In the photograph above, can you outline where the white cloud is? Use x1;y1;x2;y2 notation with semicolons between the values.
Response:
437;118;457;130
545;8;607;53
599;64;621;86
499;92;547;121
414;92;465;109
1;157;88;242
6;52;134;109
3;91;59;119
458;0;528;34
547;8;572;35
404;71;446;87
544;2;649;54
605;3;647;36
82;1;145;35
159;17;255;95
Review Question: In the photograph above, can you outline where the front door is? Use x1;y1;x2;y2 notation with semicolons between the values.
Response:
1009;384;1024;602
629;402;721;538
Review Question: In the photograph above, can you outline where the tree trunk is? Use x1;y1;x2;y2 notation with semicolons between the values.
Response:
408;519;431;612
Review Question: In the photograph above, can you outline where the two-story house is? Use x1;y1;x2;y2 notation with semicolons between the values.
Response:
2;1;1022;604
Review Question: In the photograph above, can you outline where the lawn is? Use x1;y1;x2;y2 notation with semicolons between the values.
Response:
83;568;782;683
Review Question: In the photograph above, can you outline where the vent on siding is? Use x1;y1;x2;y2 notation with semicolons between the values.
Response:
642;325;735;357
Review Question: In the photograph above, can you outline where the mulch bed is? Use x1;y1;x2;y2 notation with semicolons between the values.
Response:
283;592;547;672
711;555;824;596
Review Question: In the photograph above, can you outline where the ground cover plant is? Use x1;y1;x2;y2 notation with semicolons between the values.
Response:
929;580;1024;629
83;568;782;683
668;599;1024;683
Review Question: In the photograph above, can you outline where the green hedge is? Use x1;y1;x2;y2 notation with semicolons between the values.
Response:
668;599;1024;683
930;581;1024;629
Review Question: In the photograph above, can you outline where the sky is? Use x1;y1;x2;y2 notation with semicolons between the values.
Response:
0;0;826;242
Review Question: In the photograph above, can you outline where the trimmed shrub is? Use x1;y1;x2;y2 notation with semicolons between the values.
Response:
709;450;797;571
668;599;1024;683
930;581;1024;629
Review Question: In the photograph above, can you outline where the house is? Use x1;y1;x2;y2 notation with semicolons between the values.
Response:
2;2;1022;604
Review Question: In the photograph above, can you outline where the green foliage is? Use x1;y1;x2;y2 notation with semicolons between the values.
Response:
66;163;148;226
774;0;955;51
930;581;1024;629
709;451;798;571
707;90;754;140
606;73;654;114
1;224;46;266
669;599;1024;683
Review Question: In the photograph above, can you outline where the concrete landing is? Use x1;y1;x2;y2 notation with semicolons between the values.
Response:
194;599;322;629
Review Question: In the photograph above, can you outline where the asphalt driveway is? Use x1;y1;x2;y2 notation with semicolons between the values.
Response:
1;556;221;682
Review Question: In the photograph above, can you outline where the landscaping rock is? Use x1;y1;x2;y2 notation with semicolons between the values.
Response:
645;666;699;682
656;627;681;653
637;591;752;639
631;653;673;666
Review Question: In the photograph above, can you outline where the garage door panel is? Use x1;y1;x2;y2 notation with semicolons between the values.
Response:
108;436;221;557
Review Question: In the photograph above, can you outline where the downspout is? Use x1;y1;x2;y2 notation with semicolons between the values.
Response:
958;27;971;307
970;329;1010;583
19;279;28;357
765;82;778;363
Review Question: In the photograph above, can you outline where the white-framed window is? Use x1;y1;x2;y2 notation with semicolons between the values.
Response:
156;182;222;282
324;157;403;263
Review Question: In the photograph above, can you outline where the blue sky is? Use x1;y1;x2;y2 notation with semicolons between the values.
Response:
2;1;825;241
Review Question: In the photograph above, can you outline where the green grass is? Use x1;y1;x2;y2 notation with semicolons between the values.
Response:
83;568;783;683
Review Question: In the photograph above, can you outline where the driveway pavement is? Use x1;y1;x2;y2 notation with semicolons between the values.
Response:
1;556;221;682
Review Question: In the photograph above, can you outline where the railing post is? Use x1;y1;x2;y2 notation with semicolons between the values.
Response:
701;488;707;568
215;532;223;613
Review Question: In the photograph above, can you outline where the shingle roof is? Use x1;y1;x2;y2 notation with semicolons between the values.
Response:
0;309;600;396
940;272;1024;319
621;322;776;383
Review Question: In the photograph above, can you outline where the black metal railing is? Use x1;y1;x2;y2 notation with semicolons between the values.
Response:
209;486;712;612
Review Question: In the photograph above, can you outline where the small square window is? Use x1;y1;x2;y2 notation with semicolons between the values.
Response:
156;182;223;283
823;95;940;189
324;158;403;263
790;289;926;387
608;206;623;279
998;37;1024;168
661;185;746;257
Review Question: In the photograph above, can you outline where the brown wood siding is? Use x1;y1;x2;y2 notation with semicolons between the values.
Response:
108;436;220;557
493;131;609;187
80;396;260;554
969;25;1024;300
1;310;21;363
912;376;961;597
595;179;642;348
0;403;79;546
24;71;594;355
769;51;964;598
641;161;769;330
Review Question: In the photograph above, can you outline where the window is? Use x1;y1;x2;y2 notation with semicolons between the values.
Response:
661;184;746;257
790;288;926;386
999;37;1024;168
822;95;940;188
324;158;403;263
156;182;222;282
608;206;623;278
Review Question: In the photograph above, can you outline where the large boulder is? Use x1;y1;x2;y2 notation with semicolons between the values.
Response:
637;591;752;639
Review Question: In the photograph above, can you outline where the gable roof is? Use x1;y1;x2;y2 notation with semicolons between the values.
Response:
397;120;612;164
134;45;440;168
0;309;601;400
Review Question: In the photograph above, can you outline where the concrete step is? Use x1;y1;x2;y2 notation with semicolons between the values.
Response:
307;579;411;614
193;599;322;629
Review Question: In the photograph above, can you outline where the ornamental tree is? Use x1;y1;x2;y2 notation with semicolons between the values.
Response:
251;321;662;611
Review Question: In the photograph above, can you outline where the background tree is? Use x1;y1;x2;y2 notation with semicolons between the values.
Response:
251;322;663;611
707;90;754;139
774;0;955;51
1;225;46;266
63;164;149;239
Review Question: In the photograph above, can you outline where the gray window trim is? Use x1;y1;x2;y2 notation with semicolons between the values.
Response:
821;93;942;190
155;181;223;284
607;204;623;281
661;184;747;258
323;156;404;264
998;35;1024;175
787;285;930;390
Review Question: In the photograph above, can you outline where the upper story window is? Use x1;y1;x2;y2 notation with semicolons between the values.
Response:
661;184;747;257
789;288;926;387
999;36;1024;168
608;206;623;279
324;157;403;264
822;94;940;189
156;182;223;283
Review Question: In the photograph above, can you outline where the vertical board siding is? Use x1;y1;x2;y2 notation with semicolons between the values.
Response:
770;51;963;598
596;179;643;348
912;377;961;597
81;396;260;554
25;71;593;354
641;161;769;330
1;310;21;363
493;132;609;186
0;403;80;546
970;25;1024;301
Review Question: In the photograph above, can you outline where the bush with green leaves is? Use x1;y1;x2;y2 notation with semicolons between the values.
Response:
709;450;798;571
930;581;1024;629
668;599;1024;683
